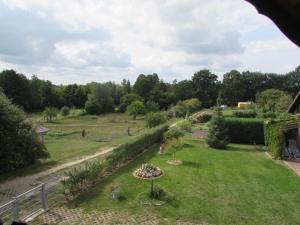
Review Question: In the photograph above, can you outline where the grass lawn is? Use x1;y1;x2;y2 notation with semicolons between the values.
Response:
0;113;147;181
72;136;300;225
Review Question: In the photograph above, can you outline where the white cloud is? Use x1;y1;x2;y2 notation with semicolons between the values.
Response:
0;0;299;84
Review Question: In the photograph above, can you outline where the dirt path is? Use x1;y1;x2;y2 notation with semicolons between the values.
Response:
0;146;116;204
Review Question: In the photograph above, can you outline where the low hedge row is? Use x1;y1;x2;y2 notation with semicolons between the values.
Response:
62;124;169;199
106;124;169;168
224;117;265;144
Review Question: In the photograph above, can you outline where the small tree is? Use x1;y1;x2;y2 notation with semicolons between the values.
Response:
61;106;70;117
206;109;229;149
126;100;145;119
146;112;167;128
44;107;59;122
164;128;184;164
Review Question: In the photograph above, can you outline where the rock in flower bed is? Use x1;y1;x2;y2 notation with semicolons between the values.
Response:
133;163;163;179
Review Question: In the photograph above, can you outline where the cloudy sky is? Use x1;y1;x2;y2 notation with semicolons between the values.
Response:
0;0;299;84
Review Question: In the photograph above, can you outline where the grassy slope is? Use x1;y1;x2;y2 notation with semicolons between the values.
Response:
73;137;300;225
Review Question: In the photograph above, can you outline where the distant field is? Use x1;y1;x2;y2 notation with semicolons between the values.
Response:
0;113;147;181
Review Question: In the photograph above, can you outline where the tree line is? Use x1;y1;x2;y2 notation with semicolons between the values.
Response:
0;66;299;114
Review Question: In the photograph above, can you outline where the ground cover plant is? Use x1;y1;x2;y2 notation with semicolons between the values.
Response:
72;136;300;225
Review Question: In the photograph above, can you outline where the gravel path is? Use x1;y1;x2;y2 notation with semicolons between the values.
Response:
0;146;116;204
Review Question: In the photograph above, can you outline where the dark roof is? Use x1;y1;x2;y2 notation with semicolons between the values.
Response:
246;0;300;47
288;91;300;113
36;126;50;134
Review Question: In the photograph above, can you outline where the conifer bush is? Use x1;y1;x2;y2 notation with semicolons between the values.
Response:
206;109;229;149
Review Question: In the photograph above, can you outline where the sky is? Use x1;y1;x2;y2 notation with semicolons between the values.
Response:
0;0;299;84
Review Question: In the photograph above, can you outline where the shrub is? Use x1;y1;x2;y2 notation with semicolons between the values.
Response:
232;110;257;118
146;112;167;128
224;117;265;144
177;120;192;132
106;124;169;169
0;95;49;173
163;128;184;141
62;161;103;198
206;110;229;149
61;106;70;117
167;98;202;118
193;111;214;123
44;107;59;121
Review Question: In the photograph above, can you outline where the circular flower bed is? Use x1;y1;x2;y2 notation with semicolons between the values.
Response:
133;163;163;179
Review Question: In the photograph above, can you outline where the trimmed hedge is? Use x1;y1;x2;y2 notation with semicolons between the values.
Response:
224;117;265;144
106;124;169;168
232;110;257;118
62;124;169;199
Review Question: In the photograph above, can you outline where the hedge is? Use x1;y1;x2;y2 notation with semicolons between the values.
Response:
232;110;257;118
224;117;265;144
264;118;299;159
62;123;169;199
106;124;169;168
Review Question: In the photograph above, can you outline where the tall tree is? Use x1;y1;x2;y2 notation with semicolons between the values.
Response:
192;70;220;108
133;74;159;101
0;70;31;110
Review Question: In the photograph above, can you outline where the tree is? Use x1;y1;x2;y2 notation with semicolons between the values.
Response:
44;107;59;122
119;93;143;112
61;106;70;117
126;100;145;119
192;70;220;108
85;84;114;115
0;95;49;172
256;89;292;114
206;109;229;149
0;70;32;110
145;101;160;112
133;74;159;101
163;128;184;163
146;112;167;128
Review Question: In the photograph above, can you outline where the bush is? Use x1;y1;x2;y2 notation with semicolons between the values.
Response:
62;161;103;198
177;120;192;132
206;110;229;149
146;112;167;128
167;98;202;118
61;106;70;116
44;107;59;121
193;111;214;123
232;110;257;118
163;128;184;141
106;124;169;169
0;95;49;173
224;117;265;144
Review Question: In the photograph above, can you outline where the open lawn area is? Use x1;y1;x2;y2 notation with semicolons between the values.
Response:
73;136;300;225
0;113;147;181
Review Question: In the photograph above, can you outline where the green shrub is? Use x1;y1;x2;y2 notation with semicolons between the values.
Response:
62;161;103;198
177;120;192;132
163;128;184;141
61;106;71;116
0;95;49;173
146;112;167;128
206;110;229;149
232;110;257;118
106;124;169;169
264;121;283;159
44;107;59;121
224;117;265;144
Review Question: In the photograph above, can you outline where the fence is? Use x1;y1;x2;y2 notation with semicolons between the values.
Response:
0;183;60;224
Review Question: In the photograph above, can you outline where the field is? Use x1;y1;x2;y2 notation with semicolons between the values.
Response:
72;135;300;225
1;112;147;180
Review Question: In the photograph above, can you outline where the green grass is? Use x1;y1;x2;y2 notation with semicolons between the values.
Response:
0;113;147;182
72;137;300;225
